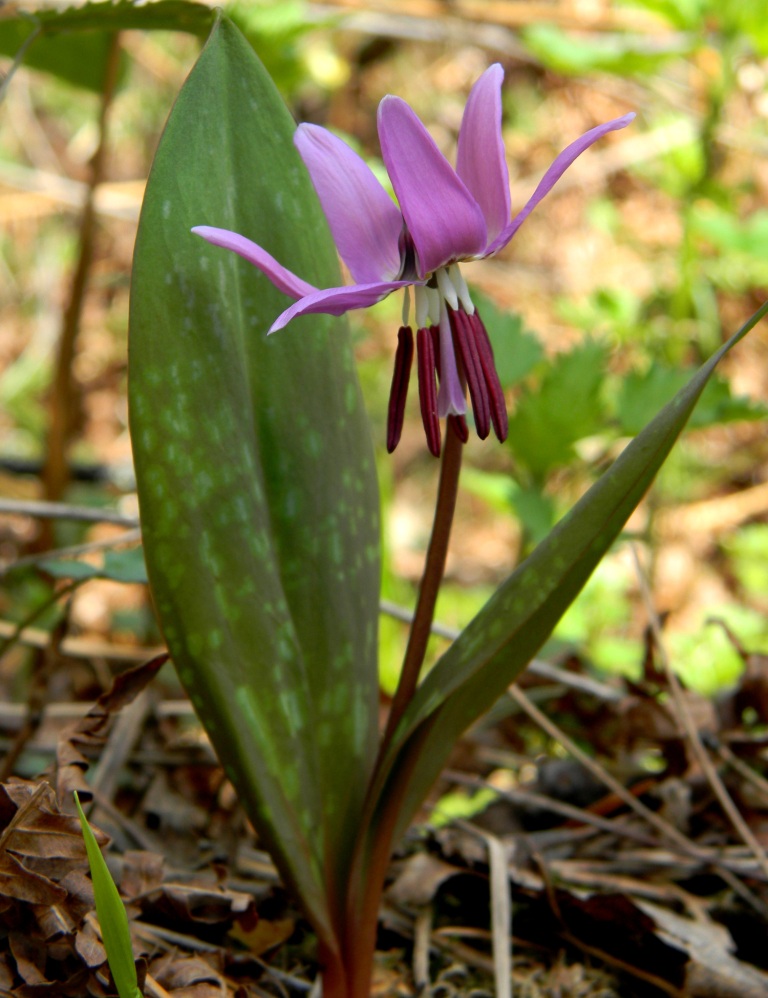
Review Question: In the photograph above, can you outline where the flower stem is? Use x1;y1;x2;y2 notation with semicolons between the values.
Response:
338;426;463;998
382;425;463;754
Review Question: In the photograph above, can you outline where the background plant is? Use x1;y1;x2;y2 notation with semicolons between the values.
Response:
0;2;766;995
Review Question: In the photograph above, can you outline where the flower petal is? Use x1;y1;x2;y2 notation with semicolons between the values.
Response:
295;124;404;283
456;64;510;247
484;112;636;256
192;226;317;299
378;96;487;276
269;280;414;332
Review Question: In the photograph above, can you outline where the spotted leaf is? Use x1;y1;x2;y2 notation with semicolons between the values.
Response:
128;14;380;952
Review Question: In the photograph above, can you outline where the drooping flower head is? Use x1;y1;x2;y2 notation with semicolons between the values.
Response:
194;66;634;456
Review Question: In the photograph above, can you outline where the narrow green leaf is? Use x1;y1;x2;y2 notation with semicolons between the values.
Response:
373;303;767;844
74;793;141;998
128;14;379;947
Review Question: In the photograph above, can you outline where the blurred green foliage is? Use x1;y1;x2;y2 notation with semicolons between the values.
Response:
0;0;766;711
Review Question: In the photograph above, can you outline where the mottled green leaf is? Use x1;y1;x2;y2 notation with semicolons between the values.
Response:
128;14;379;949
370;303;767;845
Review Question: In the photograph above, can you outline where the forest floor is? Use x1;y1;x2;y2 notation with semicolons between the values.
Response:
1;0;768;995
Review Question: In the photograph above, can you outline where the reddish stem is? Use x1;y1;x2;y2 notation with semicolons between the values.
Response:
381;427;463;750
335;428;464;996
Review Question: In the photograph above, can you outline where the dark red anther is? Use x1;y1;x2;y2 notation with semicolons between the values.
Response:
449;414;469;442
416;326;441;457
386;326;414;453
429;323;441;375
470;312;508;442
450;308;490;439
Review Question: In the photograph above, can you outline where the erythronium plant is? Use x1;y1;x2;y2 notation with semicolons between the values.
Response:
193;65;633;456
129;15;767;998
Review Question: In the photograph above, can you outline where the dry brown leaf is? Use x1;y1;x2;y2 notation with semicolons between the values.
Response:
636;900;768;998
121;848;166;899
387;852;469;907
150;951;226;993
155;882;254;924
229;915;295;956
12;967;91;997
54;653;167;802
8;933;47;986
74;917;107;969
545;888;689;995
0;952;15;989
0;851;67;905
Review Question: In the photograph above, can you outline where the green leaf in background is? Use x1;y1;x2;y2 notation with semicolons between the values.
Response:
370;302;767;845
723;525;768;600
471;290;543;388
692;204;768;258
520;22;688;77
626;0;768;51
74;793;142;998
459;469;556;546
226;0;318;97
0;1;215;91
615;365;768;434
0;19;119;92
506;339;609;480
622;0;704;30
128;14;379;953
40;548;148;585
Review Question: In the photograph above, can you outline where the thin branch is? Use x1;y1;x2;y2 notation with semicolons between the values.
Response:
380;598;623;702
42;31;123;511
630;543;768;885
508;683;768;918
0;497;139;527
1;527;142;578
0;579;81;664
0;18;41;104
0;618;160;662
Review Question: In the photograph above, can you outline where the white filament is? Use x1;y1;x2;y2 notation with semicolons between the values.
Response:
448;264;474;315
436;267;459;310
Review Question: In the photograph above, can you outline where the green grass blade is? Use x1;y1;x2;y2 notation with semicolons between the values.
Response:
75;793;142;998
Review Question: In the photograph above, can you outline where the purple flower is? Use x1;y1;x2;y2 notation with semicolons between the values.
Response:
193;65;634;456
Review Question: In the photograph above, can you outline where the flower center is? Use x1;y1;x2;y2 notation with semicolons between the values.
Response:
387;263;508;457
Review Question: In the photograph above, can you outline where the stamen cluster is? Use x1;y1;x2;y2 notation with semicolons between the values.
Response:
387;268;507;456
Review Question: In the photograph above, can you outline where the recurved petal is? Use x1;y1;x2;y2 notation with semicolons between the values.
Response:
456;64;510;247
295;124;404;283
484;112;636;256
378;96;487;277
192;226;317;299
268;279;415;332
